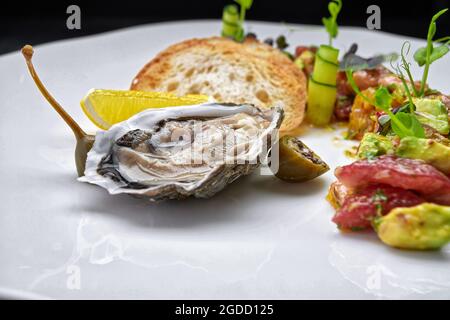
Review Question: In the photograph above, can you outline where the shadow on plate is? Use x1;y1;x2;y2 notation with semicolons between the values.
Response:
384;245;450;262
331;229;450;262
249;174;327;197
72;174;285;229
37;167;328;229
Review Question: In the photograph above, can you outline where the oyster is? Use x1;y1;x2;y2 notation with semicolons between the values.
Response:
80;103;283;200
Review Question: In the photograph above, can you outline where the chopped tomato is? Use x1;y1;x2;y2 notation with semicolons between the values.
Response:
335;155;450;205
347;88;378;140
332;184;425;231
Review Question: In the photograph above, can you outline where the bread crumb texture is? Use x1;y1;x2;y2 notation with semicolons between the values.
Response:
131;37;307;132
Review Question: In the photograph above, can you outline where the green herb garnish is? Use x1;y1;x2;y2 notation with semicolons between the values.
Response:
235;0;253;23
396;42;419;100
392;112;425;138
322;0;342;46
374;203;383;216
345;69;425;139
413;9;449;96
372;190;387;214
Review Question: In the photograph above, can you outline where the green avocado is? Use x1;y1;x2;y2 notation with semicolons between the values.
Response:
374;203;450;250
414;98;449;135
357;133;394;159
396;137;450;175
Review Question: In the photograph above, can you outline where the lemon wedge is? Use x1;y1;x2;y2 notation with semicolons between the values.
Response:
81;89;209;130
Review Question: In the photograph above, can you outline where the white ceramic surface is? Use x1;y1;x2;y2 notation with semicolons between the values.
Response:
1;20;449;300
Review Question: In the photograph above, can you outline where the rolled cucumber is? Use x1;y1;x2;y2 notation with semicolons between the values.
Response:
306;44;340;126
317;45;339;63
306;77;337;126
221;5;241;40
313;53;339;84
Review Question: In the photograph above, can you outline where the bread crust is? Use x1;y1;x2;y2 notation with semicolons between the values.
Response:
130;37;306;132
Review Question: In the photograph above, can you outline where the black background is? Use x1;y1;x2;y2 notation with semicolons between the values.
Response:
1;0;449;54
1;300;448;317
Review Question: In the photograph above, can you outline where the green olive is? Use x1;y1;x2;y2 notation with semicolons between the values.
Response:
271;135;329;182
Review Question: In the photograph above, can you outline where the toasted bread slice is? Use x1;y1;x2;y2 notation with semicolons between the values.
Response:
130;37;306;132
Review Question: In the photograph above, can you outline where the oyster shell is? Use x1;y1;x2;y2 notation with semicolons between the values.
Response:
79;103;283;200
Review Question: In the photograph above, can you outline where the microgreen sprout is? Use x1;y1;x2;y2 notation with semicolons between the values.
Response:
372;189;388;202
345;69;425;139
322;0;342;46
414;8;449;96
397;42;419;98
235;0;253;23
387;42;417;122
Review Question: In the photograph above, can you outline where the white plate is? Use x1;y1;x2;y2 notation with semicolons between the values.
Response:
1;20;449;299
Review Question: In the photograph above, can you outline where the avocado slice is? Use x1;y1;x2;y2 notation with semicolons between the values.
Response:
396;136;450;175
356;133;450;175
357;133;394;159
414;98;449;135
374;203;450;250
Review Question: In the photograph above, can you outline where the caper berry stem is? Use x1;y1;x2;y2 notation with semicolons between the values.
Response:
21;45;94;177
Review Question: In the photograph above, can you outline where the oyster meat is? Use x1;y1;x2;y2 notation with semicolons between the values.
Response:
80;103;283;200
